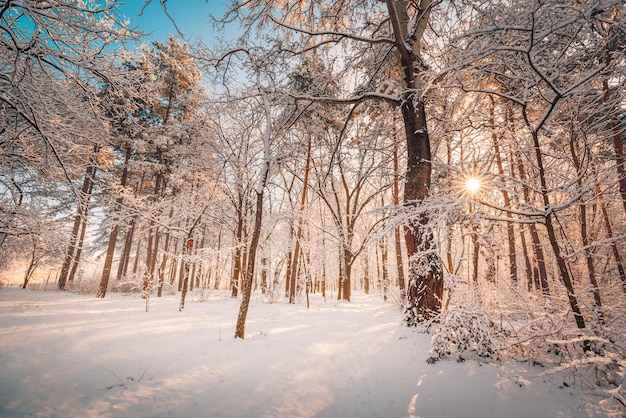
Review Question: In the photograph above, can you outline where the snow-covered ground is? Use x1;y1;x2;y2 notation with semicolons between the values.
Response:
0;288;617;417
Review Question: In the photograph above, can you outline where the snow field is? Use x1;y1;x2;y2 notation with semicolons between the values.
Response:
0;288;612;417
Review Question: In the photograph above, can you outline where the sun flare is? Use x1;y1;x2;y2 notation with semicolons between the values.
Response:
465;177;481;194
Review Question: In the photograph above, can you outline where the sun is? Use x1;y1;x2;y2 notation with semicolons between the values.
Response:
465;177;481;194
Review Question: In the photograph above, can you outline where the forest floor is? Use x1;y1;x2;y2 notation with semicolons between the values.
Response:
0;287;621;417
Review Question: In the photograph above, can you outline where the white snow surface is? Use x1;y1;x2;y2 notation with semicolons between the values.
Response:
0;288;610;417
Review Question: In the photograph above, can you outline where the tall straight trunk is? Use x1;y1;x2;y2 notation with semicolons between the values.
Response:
98;146;132;298
569;133;603;321
515;149;550;294
240;232;248;290
289;139;312;304
118;183;143;281
235;81;272;339
177;245;185;292
342;246;353;302
284;251;292;297
116;222;132;280
508;147;534;291
596;185;626;293
190;245;197;291
144;228;154;294
144;156;165;298
69;162;97;286
444;138;455;284
22;241;39;289
235;161;270;338
491;101;518;285
529;128;585;330
260;258;268;294
470;204;480;298
178;238;193;311
151;229;161;279
132;225;142;275
213;228;223;290
380;237;389;301
393;144;406;295
363;251;370;294
321;258;327;299
402;96;443;323
58;164;96;289
68;185;92;284
179;206;211;308
197;225;207;289
232;192;245;298
157;225;172;297
143;226;160;298
337;251;344;300
518;226;534;291
602;45;626;216
385;0;443;324
169;239;179;286
98;226;120;295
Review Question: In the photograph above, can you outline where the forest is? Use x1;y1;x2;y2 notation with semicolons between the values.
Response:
0;0;625;411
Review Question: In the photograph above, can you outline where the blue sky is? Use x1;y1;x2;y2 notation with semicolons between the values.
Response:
116;1;234;46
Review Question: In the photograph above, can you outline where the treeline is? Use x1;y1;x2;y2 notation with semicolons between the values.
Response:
0;1;625;342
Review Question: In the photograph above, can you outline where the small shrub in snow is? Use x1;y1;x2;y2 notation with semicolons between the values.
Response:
427;306;499;363
386;286;405;311
194;287;212;303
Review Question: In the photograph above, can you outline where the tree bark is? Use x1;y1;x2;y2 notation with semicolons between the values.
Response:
529;127;586;330
380;237;389;301
232;192;245;298
569;132;603;321
235;161;269;338
515;149;550;295
289;139;312;303
97;146;131;298
602;44;626;216
157;225;172;297
599;195;626;293
393;144;406;296
491;100;518;285
385;0;443;324
58;164;96;289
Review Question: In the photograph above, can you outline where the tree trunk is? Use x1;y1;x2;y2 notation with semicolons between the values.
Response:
235;161;269;338
68;192;91;284
289;139;312;303
380;237;389;301
213;228;223;290
518;226;534;291
385;0;443;324
491;101;518;285
598;194;626;293
602;45;626;216
178;238;193;311
58;164;96;289
363;251;370;295
515;149;550;295
69;163;97;286
402;98;443;324
393;144;406;296
343;246;353;302
337;251;344;300
22;241;39;289
569;133;603;322
157;226;172;297
530;129;585;330
97;146;131;298
470;204;481;305
232;192;245;298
